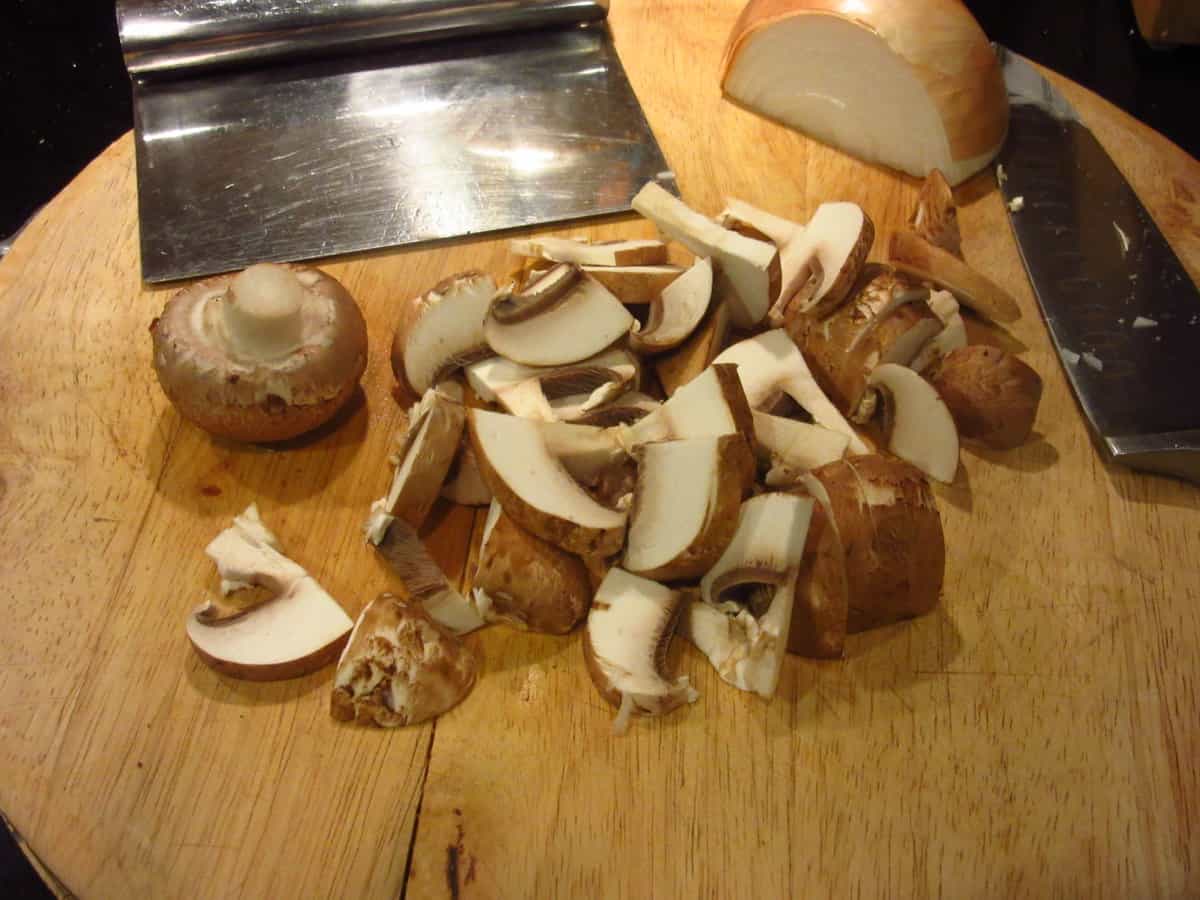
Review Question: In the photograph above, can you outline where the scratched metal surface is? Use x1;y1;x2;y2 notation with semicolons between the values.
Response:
126;1;669;283
998;101;1200;481
118;0;610;76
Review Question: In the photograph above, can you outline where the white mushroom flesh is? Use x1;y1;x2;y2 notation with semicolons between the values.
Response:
632;182;777;328
484;276;634;367
471;410;626;531
404;273;496;394
587;568;698;733
867;363;960;482
714;329;868;454
623;437;723;574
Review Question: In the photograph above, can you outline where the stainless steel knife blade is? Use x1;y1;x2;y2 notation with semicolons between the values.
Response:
997;47;1200;484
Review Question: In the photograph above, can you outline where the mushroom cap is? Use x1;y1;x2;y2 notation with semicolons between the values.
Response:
150;264;368;442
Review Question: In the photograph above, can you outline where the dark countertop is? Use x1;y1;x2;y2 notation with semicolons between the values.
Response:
0;1;1197;896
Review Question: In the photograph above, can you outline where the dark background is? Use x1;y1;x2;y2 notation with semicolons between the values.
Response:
1;0;1198;895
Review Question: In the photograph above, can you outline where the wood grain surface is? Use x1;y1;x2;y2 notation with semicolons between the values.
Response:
2;1;1199;897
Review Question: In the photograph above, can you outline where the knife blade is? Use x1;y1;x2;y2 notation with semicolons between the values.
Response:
996;47;1200;484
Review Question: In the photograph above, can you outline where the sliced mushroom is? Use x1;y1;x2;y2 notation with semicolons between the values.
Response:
150;262;368;442
927;345;1043;449
717;199;830;326
684;492;814;698
466;349;640;422
363;382;466;544
472;500;590;634
867;364;960;483
717;198;804;248
632;182;780;328
888;230;1021;323
484;273;634;367
629;256;713;355
373;519;486;635
582;568;698;735
804;455;944;632
390;271;496;396
623;364;757;490
789;266;942;420
488;263;580;323
655;298;732;397
909;169;962;258
622;435;747;581
581;264;685;303
713;329;869;454
510;236;669;267
330;592;477;727
777;202;875;318
186;505;353;680
469;409;627;556
751;410;849;478
440;443;493;506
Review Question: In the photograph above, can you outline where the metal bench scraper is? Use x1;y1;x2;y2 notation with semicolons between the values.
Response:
117;0;672;282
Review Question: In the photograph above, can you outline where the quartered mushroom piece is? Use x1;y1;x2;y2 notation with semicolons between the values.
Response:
390;270;497;396
583;568;698;735
632;182;780;329
867;363;960;483
488;262;580;323
628;256;714;355
468;408;628;556
363;382;466;544
622;434;747;581
472;501;591;634
483;268;635;367
331;592;478;728
682;492;814;698
185;504;354;680
714;329;868;454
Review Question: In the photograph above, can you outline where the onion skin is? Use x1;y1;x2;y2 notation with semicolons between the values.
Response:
721;0;1009;184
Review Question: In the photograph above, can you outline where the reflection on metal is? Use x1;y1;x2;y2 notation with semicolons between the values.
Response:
118;0;671;283
998;48;1200;484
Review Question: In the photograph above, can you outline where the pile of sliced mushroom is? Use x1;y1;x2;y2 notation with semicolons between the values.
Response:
355;173;1041;733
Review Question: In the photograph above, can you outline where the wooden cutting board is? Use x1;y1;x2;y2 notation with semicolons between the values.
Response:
2;3;1199;897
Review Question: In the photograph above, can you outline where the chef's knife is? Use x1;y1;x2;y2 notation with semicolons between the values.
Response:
996;47;1200;485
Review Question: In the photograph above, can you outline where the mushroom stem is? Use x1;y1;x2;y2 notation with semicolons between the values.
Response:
222;263;306;359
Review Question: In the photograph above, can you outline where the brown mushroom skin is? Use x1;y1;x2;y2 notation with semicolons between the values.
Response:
927;345;1043;450
473;510;590;634
910;169;962;259
787;500;849;659
809;455;945;633
790;265;937;416
151;265;367;443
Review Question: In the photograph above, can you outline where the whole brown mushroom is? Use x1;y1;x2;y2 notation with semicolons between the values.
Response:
150;262;368;442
